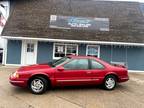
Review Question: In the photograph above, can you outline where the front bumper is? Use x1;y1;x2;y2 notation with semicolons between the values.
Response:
9;76;27;87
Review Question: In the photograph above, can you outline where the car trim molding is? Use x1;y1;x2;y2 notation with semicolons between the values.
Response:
57;79;99;82
10;80;25;83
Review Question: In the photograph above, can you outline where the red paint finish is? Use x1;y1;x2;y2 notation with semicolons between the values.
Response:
9;56;129;88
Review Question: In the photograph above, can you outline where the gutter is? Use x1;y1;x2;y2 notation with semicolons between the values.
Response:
2;36;144;46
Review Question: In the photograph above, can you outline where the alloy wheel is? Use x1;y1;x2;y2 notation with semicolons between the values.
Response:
105;77;116;90
31;79;44;93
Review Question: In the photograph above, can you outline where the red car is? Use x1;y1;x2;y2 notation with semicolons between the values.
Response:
10;56;129;94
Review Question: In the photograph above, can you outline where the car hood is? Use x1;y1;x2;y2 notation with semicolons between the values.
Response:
18;64;51;72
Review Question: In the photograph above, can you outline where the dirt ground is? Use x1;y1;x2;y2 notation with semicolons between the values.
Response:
0;66;144;108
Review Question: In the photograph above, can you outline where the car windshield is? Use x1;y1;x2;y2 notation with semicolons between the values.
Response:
48;57;70;67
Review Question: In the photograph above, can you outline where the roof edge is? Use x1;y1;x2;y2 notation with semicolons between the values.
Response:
2;36;144;46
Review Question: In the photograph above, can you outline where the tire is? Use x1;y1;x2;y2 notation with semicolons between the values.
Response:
103;75;117;90
29;77;48;94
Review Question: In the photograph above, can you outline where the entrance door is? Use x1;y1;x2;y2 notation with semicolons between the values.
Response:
22;41;37;65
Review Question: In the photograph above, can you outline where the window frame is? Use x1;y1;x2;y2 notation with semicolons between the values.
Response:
52;57;71;67
53;43;78;60
86;45;100;58
26;43;35;52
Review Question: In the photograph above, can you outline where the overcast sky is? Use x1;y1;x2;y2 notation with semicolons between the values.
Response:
103;0;144;2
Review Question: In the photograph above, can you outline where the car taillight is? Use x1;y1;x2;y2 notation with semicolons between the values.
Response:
114;64;126;68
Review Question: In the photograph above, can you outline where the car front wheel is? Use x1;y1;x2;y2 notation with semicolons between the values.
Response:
103;75;116;90
29;77;48;94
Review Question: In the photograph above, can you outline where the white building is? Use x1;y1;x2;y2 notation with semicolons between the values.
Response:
0;1;9;48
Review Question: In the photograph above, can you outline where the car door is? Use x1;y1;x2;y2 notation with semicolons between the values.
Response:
55;58;94;86
89;59;106;84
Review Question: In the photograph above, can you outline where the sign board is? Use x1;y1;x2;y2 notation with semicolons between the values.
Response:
50;15;109;31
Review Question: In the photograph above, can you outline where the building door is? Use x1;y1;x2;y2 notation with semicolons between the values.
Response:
22;40;37;65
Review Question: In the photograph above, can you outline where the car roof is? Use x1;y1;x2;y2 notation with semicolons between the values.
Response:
68;55;97;59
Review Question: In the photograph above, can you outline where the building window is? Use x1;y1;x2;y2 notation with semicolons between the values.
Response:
66;45;77;55
53;43;78;59
86;45;100;58
54;44;65;58
27;43;34;52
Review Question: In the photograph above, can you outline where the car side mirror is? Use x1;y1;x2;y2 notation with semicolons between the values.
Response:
57;66;64;71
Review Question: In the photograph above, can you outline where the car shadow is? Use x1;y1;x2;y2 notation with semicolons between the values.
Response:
11;87;30;94
53;85;102;90
10;84;129;94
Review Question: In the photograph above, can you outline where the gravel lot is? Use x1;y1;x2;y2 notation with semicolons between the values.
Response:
0;66;144;108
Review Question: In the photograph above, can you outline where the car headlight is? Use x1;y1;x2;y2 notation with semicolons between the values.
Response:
12;71;19;78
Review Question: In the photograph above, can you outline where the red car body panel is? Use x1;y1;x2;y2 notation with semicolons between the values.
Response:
9;56;129;88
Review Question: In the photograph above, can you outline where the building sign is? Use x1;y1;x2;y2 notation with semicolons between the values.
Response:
50;15;109;31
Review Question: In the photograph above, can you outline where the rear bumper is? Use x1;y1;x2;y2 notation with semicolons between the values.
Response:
118;76;129;83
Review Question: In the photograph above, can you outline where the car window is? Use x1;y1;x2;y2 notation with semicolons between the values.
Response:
52;57;70;67
90;59;104;69
64;59;89;70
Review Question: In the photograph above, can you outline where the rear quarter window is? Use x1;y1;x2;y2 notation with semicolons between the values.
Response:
90;59;105;69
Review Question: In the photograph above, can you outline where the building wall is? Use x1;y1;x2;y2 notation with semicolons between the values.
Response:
6;40;22;64
37;42;87;63
37;42;53;63
127;47;144;70
100;45;127;63
78;44;86;56
5;40;144;71
36;42;144;70
100;45;111;62
100;45;144;70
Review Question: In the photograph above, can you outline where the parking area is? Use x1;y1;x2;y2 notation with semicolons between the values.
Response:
0;66;144;108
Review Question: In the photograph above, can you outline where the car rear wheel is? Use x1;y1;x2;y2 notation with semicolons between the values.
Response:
29;77;48;94
103;75;116;90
